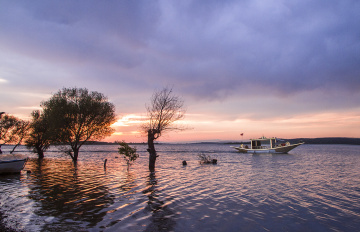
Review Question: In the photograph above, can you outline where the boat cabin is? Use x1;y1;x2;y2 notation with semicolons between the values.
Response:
233;136;303;153
250;137;277;149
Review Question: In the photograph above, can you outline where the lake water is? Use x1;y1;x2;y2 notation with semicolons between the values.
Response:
1;144;360;232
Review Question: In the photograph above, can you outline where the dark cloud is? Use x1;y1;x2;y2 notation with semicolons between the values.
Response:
145;0;360;99
0;0;359;115
0;1;159;67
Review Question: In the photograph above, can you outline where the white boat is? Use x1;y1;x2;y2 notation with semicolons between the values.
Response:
0;154;27;174
232;136;304;154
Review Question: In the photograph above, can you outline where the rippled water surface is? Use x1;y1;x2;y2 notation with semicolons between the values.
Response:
1;144;360;231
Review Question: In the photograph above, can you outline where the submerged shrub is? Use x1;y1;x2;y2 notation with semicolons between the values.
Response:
118;141;139;170
198;153;212;164
198;153;217;164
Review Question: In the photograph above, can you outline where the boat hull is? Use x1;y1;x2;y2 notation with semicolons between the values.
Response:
232;143;304;154
0;159;27;174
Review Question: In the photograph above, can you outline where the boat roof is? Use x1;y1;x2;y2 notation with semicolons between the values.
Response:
250;136;276;141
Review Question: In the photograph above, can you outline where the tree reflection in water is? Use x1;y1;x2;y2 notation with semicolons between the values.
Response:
143;172;176;232
27;158;114;231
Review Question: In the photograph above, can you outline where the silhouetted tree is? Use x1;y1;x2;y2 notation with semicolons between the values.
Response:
142;87;186;171
25;110;51;158
0;114;19;146
0;113;30;153
41;87;117;162
10;119;30;154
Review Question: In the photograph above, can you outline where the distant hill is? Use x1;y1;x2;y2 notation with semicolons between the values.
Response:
224;137;360;145
83;141;147;145
285;137;360;145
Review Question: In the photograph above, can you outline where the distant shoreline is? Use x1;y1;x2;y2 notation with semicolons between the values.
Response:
284;137;360;145
2;137;359;147
90;137;360;146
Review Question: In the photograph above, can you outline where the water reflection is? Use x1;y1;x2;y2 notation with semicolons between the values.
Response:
1;144;360;231
0;173;22;183
118;170;137;193
0;174;25;231
26;158;114;231
143;172;176;232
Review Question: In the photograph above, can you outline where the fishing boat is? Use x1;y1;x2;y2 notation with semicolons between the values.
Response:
232;136;304;154
0;155;27;174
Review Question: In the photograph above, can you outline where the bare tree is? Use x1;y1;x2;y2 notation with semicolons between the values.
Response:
142;87;186;171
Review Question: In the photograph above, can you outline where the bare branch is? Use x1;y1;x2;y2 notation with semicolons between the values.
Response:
143;87;187;171
142;87;186;139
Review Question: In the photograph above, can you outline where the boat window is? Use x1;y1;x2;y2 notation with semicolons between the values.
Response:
270;139;276;148
251;141;256;148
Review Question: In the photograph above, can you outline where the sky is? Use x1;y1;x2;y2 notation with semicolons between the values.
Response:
1;0;359;143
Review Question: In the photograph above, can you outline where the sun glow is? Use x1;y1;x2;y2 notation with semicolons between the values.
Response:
105;111;360;143
112;132;123;135
112;114;146;127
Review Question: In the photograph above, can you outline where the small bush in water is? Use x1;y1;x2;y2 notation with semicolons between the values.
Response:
118;141;139;170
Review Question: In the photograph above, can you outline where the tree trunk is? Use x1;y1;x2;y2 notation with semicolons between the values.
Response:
67;147;79;163
37;150;44;159
73;148;79;163
38;151;44;159
147;131;157;172
35;145;44;159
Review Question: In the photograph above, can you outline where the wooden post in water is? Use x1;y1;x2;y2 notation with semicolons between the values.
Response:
104;159;107;169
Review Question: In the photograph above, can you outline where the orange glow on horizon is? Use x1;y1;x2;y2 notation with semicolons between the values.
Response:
103;111;360;143
112;114;146;127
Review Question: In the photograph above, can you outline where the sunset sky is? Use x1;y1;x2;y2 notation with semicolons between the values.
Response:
1;0;359;143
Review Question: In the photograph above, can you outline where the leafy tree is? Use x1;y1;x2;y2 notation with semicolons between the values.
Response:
41;87;117;162
118;141;139;171
10;119;30;154
0;113;19;146
0;113;30;154
25;110;51;158
142;87;186;171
